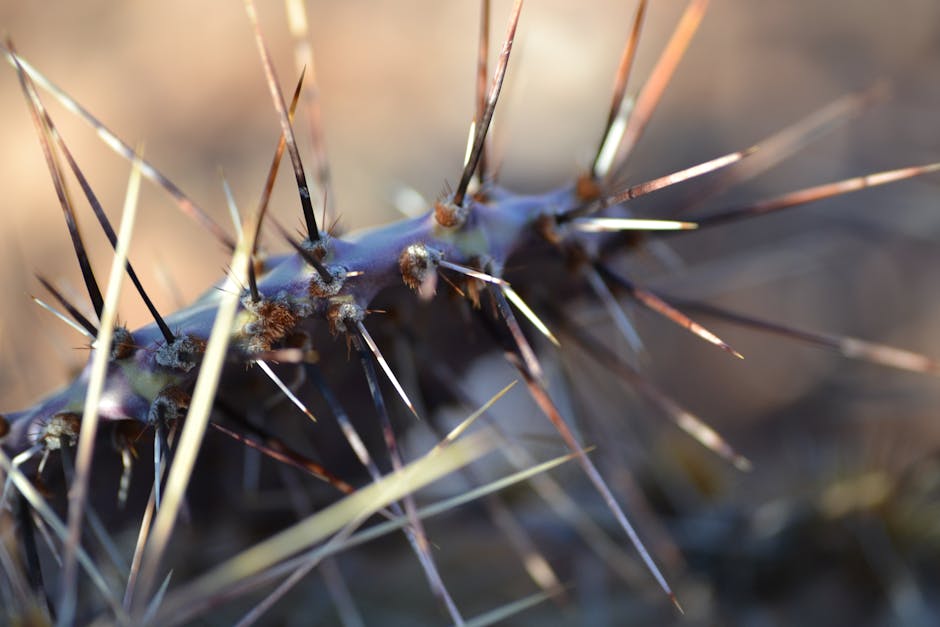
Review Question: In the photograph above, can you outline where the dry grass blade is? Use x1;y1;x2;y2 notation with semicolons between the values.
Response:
122;487;156;611
163;445;574;626
494;437;649;586
317;559;364;627
59;151;143;626
131;188;260;617
0;446;43;512
0;448;125;621
156;431;496;622
231;513;367;627
221;172;244;240
433;383;565;597
463;588;561;627
431;380;517;453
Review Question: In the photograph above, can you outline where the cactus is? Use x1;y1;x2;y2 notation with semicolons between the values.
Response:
2;1;940;624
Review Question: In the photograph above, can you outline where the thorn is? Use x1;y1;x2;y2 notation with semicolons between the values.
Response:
273;219;334;284
453;0;524;207
671;593;685;615
582;148;751;223
583;266;645;355
603;0;710;180
439;259;508;285
548;300;751;470
597;264;743;359
674;83;888;215
209;422;353;493
31;295;95;340
355;321;419;419
255;359;317;422
668;296;940;375
473;0;492;185
503;285;560;347
351;331;463;623
16;492;53;618
22;72;174;343
693;162;940;229
284;0;335;224
305;363;383;481
571;217;698;232
244;0;320;241
1;44;236;249
490;285;547;384
592;0;647;179
240;68;305;304
35;276;98;337
504;348;678;605
252;68;306;263
8;39;105;320
154;419;166;511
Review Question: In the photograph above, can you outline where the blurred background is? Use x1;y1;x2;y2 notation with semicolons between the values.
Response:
2;1;940;624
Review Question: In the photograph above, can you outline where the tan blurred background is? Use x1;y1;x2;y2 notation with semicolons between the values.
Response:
2;1;940;621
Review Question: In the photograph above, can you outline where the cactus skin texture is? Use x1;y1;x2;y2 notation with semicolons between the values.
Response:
2;1;940;625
